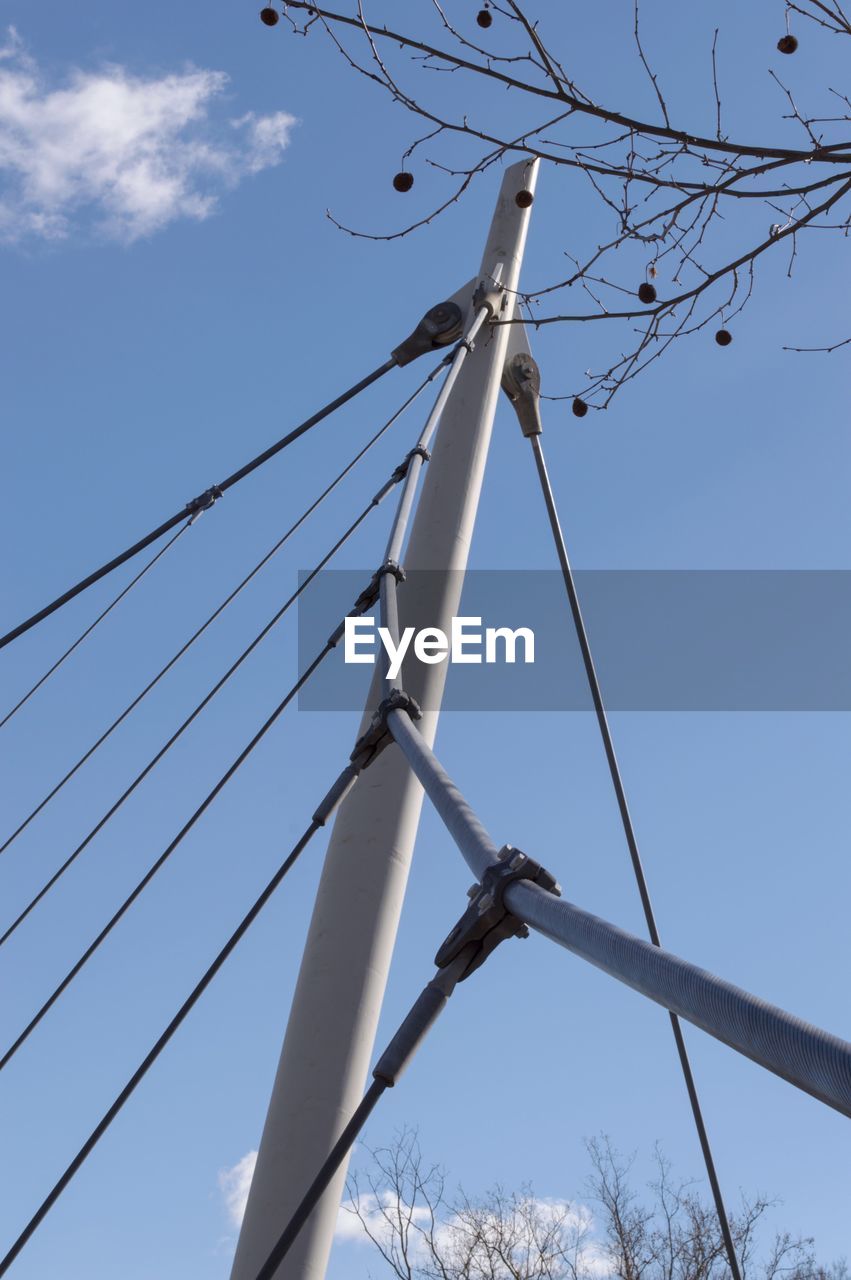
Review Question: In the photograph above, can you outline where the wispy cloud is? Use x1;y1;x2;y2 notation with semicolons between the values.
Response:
336;1192;611;1275
218;1150;387;1242
0;27;296;244
218;1153;611;1276
219;1150;258;1230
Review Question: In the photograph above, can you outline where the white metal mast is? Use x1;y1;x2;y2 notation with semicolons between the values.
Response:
230;157;538;1280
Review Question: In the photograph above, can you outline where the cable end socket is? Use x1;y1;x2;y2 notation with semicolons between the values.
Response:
501;352;542;437
392;301;464;367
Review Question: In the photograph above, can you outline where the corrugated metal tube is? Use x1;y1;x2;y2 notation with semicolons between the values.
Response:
507;878;851;1119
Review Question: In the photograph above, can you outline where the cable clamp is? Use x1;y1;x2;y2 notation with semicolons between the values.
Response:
331;563;408;646
353;560;407;619
434;845;561;982
390;445;431;485
185;485;223;519
376;559;406;585
351;689;422;771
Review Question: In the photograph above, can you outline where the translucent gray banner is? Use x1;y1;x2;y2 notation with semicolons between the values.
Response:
297;570;851;711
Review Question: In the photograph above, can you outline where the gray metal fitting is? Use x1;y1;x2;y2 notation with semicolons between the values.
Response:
375;559;406;585
472;278;505;320
434;844;561;981
391;301;464;367
350;689;423;771
335;562;407;647
185;484;223;519
390;446;431;484
501;351;543;437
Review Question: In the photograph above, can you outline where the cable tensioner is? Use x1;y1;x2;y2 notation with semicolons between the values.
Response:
435;846;560;981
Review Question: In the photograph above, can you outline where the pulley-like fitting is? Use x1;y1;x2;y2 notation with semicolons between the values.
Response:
501;351;543;437
392;301;464;367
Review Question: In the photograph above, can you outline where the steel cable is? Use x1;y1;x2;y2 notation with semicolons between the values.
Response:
252;949;474;1280
0;393;449;1054
0;357;396;651
0;522;190;731
0;750;366;1278
526;430;742;1280
0;360;448;862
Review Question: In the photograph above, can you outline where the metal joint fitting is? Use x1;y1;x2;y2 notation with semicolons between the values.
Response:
435;845;561;981
184;484;223;518
391;301;464;367
375;559;406;585
501;352;543;437
350;689;423;771
390;445;431;484
347;561;407;626
472;277;505;321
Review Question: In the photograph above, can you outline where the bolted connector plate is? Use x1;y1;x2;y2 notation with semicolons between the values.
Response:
435;845;561;981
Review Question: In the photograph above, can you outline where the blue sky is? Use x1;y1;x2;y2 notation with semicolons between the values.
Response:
0;3;849;1277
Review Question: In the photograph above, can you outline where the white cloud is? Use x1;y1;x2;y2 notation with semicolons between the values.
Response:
219;1150;258;1230
336;1192;612;1275
218;1152;611;1276
335;1191;434;1249
0;28;296;244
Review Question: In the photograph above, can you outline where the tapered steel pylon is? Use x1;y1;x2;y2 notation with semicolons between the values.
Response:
230;158;538;1280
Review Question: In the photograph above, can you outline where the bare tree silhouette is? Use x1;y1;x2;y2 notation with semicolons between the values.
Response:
343;1129;846;1280
266;2;851;406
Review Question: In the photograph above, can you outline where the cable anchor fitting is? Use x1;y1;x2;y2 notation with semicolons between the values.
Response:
184;485;223;521
501;352;543;438
391;301;464;367
351;689;422;771
435;845;561;981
